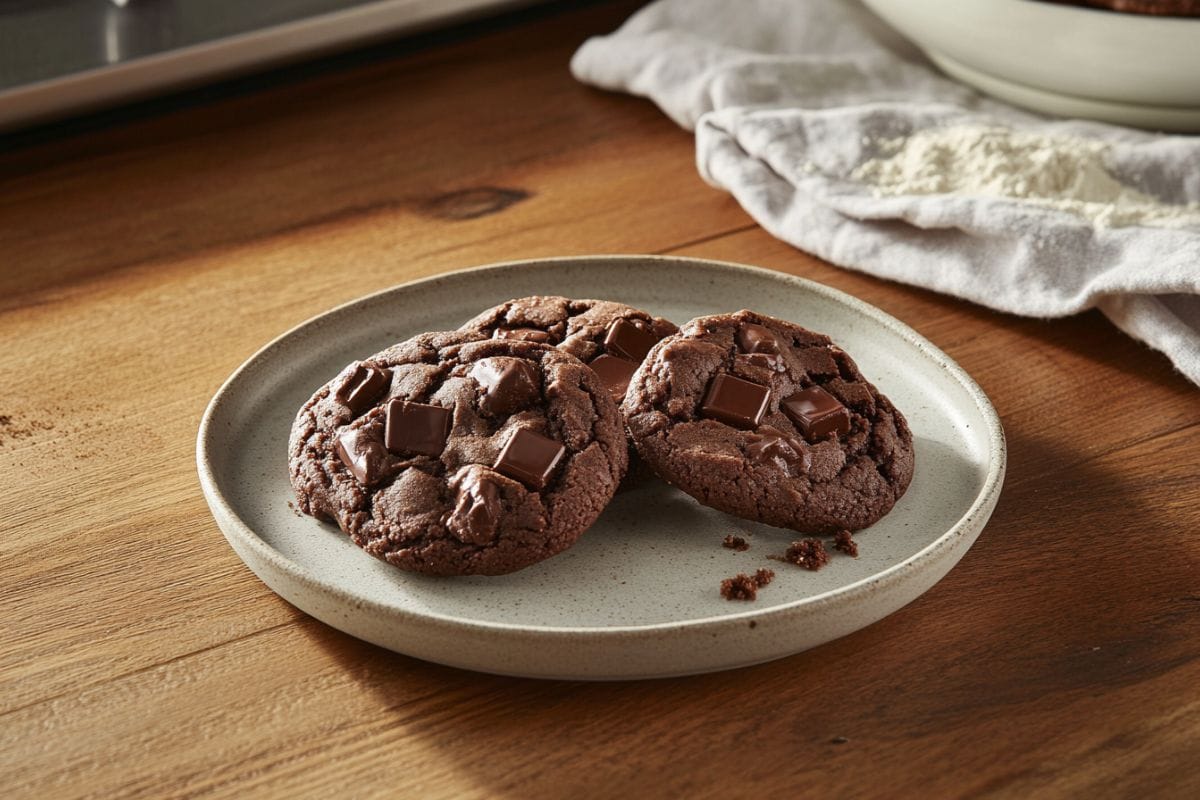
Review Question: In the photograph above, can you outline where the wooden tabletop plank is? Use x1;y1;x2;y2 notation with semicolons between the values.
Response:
2;1;1198;797
4;422;1197;798
0;0;745;311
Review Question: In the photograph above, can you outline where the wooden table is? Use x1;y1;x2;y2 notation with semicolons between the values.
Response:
3;2;1198;796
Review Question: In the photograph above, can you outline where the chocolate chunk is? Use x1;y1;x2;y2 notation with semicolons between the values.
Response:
494;427;566;490
588;354;638;400
384;399;451;457
745;428;810;475
471;357;539;416
337;365;391;414
448;469;502;545
700;374;770;429
334;428;389;485
736;322;780;355
782;386;850;440
604;318;661;363
493;327;553;344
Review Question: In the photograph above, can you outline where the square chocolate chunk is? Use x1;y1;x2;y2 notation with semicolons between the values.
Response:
337;365;391;414
385;399;452;457
782;386;850;440
604;319;661;363
334;428;389;485
494;427;566;490
700;374;770;429
736;322;781;355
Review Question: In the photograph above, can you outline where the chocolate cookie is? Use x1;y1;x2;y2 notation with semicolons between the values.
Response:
622;310;914;533
289;331;628;576
461;296;678;404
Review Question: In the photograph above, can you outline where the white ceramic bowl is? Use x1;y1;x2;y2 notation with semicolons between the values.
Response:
862;0;1200;131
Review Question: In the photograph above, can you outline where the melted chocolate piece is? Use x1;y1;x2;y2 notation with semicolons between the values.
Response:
448;469;502;545
384;399;452;457
493;327;553;344
588;354;638;400
337;365;391;414
700;374;770;429
754;352;785;369
494;427;565;490
736;322;780;355
471;357;539;416
604;318;661;362
334;428;389;485
782;386;850;440
745;427;810;475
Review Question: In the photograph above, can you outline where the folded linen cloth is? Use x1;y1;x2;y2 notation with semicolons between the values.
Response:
571;0;1200;386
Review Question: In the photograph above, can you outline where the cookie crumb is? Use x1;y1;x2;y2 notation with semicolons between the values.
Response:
720;573;760;601
833;529;858;557
723;534;750;551
754;568;775;587
782;538;829;571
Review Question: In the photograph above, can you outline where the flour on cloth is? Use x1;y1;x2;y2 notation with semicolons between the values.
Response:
570;0;1200;386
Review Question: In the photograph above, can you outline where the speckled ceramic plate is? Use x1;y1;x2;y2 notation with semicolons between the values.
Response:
197;256;1005;679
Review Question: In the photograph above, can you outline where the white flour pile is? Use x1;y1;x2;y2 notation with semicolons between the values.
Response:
852;125;1200;230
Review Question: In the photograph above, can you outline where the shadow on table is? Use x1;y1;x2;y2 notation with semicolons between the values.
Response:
299;424;1200;797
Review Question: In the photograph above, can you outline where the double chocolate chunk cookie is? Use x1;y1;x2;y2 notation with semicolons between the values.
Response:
289;331;628;575
622;310;914;533
461;296;677;403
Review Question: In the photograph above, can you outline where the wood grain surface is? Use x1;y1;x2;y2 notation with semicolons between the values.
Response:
2;1;1198;797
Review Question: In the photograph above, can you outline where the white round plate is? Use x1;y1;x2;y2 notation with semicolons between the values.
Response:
197;256;1005;680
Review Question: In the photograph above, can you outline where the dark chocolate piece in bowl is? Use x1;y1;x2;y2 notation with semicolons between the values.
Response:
289;330;627;576
622;310;914;534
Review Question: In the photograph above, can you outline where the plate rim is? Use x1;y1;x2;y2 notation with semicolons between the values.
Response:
196;254;1006;639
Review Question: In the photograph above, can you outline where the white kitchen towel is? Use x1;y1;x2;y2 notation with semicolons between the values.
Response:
571;0;1200;386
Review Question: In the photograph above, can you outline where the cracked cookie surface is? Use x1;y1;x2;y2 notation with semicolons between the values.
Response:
289;331;628;575
461;295;677;403
622;310;914;533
